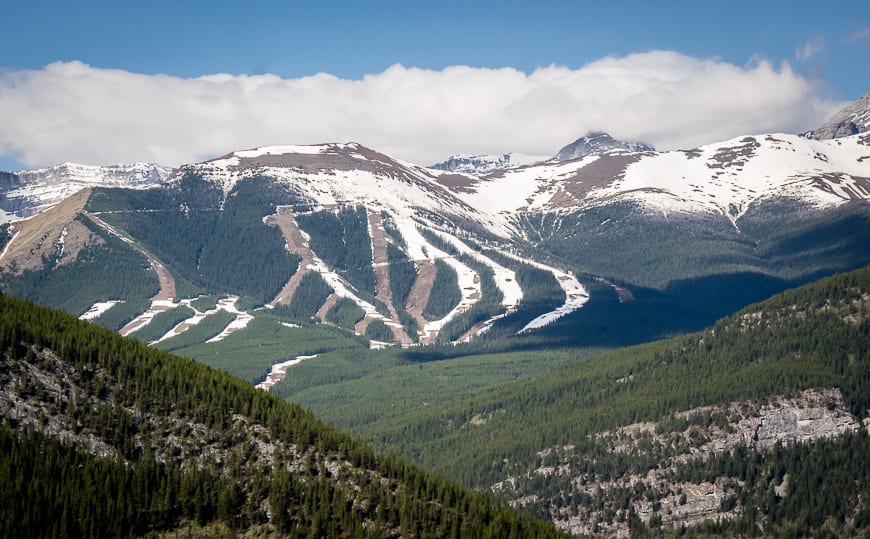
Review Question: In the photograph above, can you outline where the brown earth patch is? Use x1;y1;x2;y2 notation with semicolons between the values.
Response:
354;317;374;335
405;260;437;343
548;154;644;208
810;173;870;200
707;137;760;169
366;211;414;345
432;173;480;194
315;293;340;323
265;212;314;306
0;189;101;273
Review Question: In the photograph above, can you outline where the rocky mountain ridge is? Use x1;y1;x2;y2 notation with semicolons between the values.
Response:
804;91;870;140
430;152;548;175
0;162;171;222
555;131;655;161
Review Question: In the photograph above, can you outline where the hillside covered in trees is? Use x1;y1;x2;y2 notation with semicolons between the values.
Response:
0;293;567;538
285;266;870;536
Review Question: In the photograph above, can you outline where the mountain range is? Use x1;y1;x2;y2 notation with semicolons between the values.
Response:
0;94;867;353
1;92;870;537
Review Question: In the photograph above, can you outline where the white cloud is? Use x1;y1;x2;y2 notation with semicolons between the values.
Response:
846;27;870;42
0;52;843;169
795;37;825;62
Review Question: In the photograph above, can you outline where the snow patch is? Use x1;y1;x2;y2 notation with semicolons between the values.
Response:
519;271;588;332
79;301;124;321
491;252;589;333
0;228;19;262
256;355;318;391
235;144;328;158
205;298;255;343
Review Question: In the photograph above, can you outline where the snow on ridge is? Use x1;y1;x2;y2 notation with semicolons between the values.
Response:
235;144;330;158
589;132;870;219
446;132;869;223
453;156;598;218
2;162;172;223
431;152;550;175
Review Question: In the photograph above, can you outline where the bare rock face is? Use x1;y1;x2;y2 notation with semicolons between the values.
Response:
751;400;858;447
805;92;870;140
501;388;865;537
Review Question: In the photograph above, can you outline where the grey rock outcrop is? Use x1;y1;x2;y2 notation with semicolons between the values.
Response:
804;92;870;140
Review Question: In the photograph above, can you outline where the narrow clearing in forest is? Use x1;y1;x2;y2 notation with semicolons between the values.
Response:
315;293;340;323
265;209;313;306
367;211;414;345
405;260;437;342
82;210;178;335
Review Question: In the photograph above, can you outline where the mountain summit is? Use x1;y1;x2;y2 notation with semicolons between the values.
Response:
804;92;870;140
555;131;654;161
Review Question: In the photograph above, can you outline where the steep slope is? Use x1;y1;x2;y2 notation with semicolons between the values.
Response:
804;91;870;139
0;162;171;222
330;265;870;536
0;293;567;538
77;144;587;347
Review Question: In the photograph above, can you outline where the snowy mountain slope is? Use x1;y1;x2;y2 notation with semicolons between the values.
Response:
555;131;654;161
3;120;870;354
177;142;511;236
0;162;172;222
805;92;870;140
430;153;548;175
445;132;870;230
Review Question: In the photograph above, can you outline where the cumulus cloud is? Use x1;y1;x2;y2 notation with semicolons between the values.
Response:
0;52;843;168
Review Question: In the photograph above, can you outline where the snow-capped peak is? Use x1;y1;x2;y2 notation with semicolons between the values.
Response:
0;162;172;222
555;131;655;162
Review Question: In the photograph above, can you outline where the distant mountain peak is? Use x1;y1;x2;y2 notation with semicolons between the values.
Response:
555;131;655;162
0;162;171;222
430;153;548;175
804;92;870;140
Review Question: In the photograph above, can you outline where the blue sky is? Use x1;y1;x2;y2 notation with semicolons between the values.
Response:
1;1;867;169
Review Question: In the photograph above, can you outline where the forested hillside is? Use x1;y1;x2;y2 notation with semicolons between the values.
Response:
0;214;158;319
89;175;303;303
0;293;567;538
287;266;870;536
